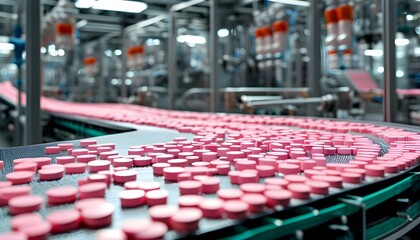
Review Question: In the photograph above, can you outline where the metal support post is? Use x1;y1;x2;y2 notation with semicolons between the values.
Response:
168;11;177;109
382;0;397;122
308;0;322;116
97;39;106;102
210;0;221;112
25;0;42;145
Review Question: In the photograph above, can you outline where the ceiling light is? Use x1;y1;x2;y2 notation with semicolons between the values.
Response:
177;35;206;45
395;38;409;46
114;49;122;56
76;0;147;13
364;49;383;57
0;43;15;51
269;0;310;7
218;29;230;38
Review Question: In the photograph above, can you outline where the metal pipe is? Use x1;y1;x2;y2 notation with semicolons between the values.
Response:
307;0;322;116
247;97;323;108
382;0;397;122
25;0;42;144
210;0;221;112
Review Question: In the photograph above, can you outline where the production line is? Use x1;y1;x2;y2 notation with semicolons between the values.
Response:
0;0;420;239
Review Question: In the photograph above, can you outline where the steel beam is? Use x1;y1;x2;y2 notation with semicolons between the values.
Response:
25;0;42;144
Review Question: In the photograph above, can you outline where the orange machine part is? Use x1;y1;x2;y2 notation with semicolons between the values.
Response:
336;4;353;21
254;28;263;38
83;57;97;65
272;20;288;33
260;26;272;37
324;8;338;23
342;49;352;54
55;22;74;36
127;45;145;58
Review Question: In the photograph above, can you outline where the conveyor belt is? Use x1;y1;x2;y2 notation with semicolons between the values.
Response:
0;82;419;239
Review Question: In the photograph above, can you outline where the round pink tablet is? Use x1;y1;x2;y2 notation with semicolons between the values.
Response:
343;168;366;179
89;174;109;186
264;178;289;189
88;160;110;173
11;213;43;231
119;190;146;208
123;219;168;240
0;232;27;240
47;186;77;205
199;198;224;218
199;177;220;194
365;164;385;177
163;167;185;182
379;163;399;174
75;198;107;212
178;195;204;208
6;171;34;185
238;172;259;184
256;165;276;177
47;209;81;233
341;172;362;184
168;159;188;168
179;180;202;195
19;221;51;240
72;149;89;157
13;162;37;172
57;143;73;151
304;169;326;179
216;165;230;175
76;154;97;163
277;163;301;175
170;207;202;232
146;189;168;206
133;156;152;167
96;229;127;240
240;183;266;194
139;182;161;192
312;175;343;188
284;175;307;184
112;158;133;168
228;171;241;184
240;193;267;213
0;181;12;189
152;163;170;176
217;188;243;201
305;180;329;195
264;189;292;207
113;170;137;184
38;168;64;181
287;183;311;199
223;200;249;219
64;162;86;174
149;204;178;226
177;172;192;182
80;139;97;147
100;151;119;160
45;146;61;154
0;186;31;204
78;182;107;199
8;195;43;215
56;156;75;165
81;202;114;228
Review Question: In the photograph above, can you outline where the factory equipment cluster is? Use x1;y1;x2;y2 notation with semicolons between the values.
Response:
0;0;419;240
